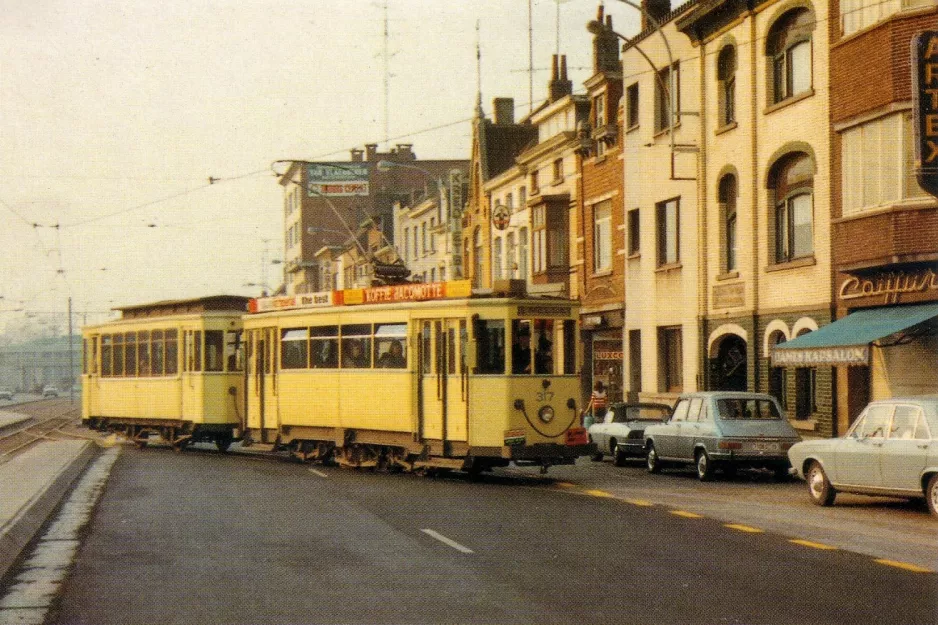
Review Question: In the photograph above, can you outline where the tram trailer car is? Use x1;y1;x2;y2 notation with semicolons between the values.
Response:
81;296;249;451
242;280;594;473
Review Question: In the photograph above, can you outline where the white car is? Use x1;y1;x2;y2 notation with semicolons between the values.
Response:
588;402;672;466
42;385;58;398
788;397;938;517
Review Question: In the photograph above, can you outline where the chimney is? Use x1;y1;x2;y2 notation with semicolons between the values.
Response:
548;54;573;103
395;144;416;161
350;148;364;162
493;98;515;125
641;0;671;32
365;143;378;161
593;6;620;74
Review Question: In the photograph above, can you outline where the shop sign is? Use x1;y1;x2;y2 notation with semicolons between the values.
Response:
307;162;370;197
492;204;510;230
839;269;938;305
771;346;869;367
713;282;745;309
249;291;334;313
913;31;938;197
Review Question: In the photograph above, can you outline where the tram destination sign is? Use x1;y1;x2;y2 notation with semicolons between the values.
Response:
913;31;938;197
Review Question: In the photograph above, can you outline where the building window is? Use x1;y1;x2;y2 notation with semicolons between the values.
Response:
506;233;517;278
626;83;639;130
717;46;736;127
593;200;612;273
770;153;813;263
768;9;813;105
519;186;527;208
533;206;546;273
531;170;540;195
841;0;931;37
655;63;679;133
493;237;503;281
628;329;642;393
552;158;564;184
594;92;606;126
403;227;409;261
659;326;683;393
718;175;738;272
505;192;514;211
795;368;817;419
518;227;529;278
656;198;680;266
841;112;928;216
627;208;640;256
473;227;484;288
413;228;419;262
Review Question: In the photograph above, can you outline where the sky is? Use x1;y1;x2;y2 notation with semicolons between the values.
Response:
0;0;641;336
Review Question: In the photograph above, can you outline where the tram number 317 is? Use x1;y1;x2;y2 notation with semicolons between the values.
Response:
536;390;554;402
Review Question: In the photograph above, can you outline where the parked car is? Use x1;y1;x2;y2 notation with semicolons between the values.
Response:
788;396;938;518
589;402;672;466
0;388;13;401
644;392;802;481
42;385;58;398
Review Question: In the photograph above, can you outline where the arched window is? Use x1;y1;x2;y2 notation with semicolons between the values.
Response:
473;227;484;287
717;46;736;127
769;153;813;263
718;174;738;272
767;8;813;104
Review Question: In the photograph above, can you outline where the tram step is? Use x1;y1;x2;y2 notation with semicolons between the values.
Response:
414;457;467;471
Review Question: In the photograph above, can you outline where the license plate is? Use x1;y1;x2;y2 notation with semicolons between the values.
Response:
750;442;780;452
504;429;526;446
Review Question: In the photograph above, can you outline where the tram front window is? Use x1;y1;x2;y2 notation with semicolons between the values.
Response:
475;319;505;374
205;330;224;372
511;319;561;375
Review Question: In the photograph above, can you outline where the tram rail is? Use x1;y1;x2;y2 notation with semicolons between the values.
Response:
0;401;86;463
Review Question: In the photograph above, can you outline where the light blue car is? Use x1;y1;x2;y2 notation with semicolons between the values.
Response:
788;396;938;518
644;392;801;481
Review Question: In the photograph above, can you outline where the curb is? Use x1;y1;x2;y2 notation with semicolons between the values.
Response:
0;442;98;582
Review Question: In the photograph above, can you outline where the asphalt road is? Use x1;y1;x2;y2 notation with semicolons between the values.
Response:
38;446;937;625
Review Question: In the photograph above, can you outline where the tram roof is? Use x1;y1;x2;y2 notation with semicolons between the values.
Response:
115;295;250;319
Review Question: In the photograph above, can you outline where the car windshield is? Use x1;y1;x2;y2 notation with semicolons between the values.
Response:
625;406;670;421
717;398;782;420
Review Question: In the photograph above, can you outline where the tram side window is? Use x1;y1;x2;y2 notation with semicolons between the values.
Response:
136;331;151;376
204;331;224;372
281;328;308;369
101;336;113;376
421;322;433;373
341;324;371;368
165;330;179;375
225;331;243;371
185;331;203;372
475;319;505;374
310;326;339;368
82;339;89;375
374;323;407;369
563;320;576;374
113;334;125;376
151;330;165;376
124;332;137;377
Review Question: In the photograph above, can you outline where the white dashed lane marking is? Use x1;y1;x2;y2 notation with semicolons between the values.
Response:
421;529;474;554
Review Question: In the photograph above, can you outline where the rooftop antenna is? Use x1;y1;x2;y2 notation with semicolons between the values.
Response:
382;0;390;149
475;19;483;118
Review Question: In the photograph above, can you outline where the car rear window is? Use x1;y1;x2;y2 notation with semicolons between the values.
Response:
717;398;782;420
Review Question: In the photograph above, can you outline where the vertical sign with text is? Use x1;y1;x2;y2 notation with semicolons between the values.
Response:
913;31;938;198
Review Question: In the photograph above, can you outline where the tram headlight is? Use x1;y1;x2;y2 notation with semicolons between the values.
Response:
538;405;555;424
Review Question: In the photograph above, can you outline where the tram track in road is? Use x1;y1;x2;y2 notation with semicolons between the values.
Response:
0;400;89;463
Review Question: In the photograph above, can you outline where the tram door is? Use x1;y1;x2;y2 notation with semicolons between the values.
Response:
246;327;279;443
417;319;469;454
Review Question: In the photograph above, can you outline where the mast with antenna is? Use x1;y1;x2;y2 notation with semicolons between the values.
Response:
382;0;390;149
475;19;483;118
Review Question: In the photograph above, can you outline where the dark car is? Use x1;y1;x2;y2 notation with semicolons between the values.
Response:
0;388;13;401
588;402;672;466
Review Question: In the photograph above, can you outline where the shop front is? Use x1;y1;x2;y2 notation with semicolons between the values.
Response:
581;309;624;406
773;267;938;435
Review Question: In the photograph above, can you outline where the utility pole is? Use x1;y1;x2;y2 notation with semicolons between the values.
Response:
67;297;74;405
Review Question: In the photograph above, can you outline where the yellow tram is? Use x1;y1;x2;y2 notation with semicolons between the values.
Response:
81;296;249;451
242;280;593;473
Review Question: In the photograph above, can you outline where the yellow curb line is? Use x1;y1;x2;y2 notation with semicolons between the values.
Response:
874;559;934;573
623;498;654;507
789;539;837;550
671;510;703;518
724;523;764;533
583;489;615;498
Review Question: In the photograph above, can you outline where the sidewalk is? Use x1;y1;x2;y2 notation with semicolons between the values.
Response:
0;440;97;581
0;411;30;432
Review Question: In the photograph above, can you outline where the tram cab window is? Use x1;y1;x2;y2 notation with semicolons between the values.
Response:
186;331;203;372
375;323;407;369
310;326;338;368
512;320;533;374
474;319;505;374
205;330;224;372
225;331;243;371
165;330;178;375
533;320;554;374
281;328;308;369
341;324;371;368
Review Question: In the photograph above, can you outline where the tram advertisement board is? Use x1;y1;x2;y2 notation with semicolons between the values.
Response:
913;31;938;197
344;280;472;305
307;162;370;196
249;291;333;313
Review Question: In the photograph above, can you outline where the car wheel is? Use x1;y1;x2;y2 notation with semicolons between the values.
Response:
807;462;836;506
696;450;714;482
613;441;627;467
589;435;603;461
926;474;938;518
646;444;661;474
